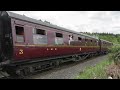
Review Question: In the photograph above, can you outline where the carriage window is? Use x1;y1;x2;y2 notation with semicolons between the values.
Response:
36;29;46;35
15;26;24;42
33;28;47;44
91;40;92;42
16;26;24;35
55;33;63;45
78;37;82;41
56;33;63;38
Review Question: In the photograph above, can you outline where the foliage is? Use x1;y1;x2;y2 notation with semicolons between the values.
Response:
108;46;120;65
76;59;113;79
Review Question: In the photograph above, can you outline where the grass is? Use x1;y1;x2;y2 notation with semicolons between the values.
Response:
76;45;120;79
76;59;113;79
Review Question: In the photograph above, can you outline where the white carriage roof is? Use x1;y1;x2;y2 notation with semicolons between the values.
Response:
7;11;98;40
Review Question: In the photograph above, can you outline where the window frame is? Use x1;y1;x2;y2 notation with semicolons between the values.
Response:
55;32;63;38
78;37;82;41
55;32;64;45
33;28;48;45
34;28;47;36
15;25;25;43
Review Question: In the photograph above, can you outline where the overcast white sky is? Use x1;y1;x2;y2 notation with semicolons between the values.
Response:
11;11;120;34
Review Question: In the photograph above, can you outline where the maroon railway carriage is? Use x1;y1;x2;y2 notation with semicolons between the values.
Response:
0;11;112;77
0;11;100;62
100;39;113;54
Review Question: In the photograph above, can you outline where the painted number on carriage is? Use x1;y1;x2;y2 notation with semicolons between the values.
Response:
19;49;24;54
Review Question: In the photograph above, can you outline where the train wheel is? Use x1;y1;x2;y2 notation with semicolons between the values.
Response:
72;55;82;62
15;67;31;79
53;60;60;68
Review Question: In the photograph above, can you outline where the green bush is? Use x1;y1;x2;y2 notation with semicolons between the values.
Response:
108;46;120;65
109;46;120;53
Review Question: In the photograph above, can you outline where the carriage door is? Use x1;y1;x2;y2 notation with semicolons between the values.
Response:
99;39;102;52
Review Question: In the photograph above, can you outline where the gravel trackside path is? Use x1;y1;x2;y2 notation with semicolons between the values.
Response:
27;55;108;79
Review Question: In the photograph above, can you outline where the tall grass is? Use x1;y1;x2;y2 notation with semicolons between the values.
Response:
76;60;113;79
108;45;120;65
